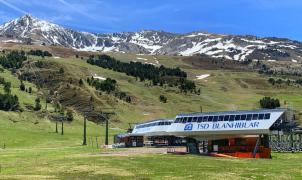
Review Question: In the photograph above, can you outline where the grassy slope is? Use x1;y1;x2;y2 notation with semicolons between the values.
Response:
42;54;302;127
0;66;121;149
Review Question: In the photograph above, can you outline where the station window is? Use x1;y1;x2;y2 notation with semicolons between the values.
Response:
176;118;182;123
264;113;270;119
218;116;224;121
258;114;264;120
197;117;203;122
246;114;252;121
252;114;258;120
235;115;241;121
208;116;213;122
203;116;209;122
224;115;230;121
213;116;218;122
240;114;247;120
229;115;235;121
192;117;198;122
188;117;193;123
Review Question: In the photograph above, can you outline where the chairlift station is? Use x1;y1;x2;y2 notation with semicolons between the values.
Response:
115;108;301;158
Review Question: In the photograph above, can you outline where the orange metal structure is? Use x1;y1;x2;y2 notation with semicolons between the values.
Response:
208;137;271;158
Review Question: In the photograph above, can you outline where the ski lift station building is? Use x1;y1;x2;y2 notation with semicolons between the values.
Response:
121;108;292;158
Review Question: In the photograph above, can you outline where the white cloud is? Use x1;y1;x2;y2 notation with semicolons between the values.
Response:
0;0;27;14
57;0;97;20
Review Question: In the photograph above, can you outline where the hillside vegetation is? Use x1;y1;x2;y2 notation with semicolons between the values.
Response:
0;46;301;128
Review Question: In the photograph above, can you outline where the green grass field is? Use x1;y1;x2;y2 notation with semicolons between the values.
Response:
0;146;302;179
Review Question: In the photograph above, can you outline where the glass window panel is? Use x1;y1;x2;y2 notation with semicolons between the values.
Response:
258;114;264;120
264;113;270;119
192;117;198;122
203;116;209;122
219;116;224;121
179;118;183;123
252;114;258;120
213;116;218;122
229;115;235;121
182;117;188;123
208;116;213;122
224;115;230;121
235;115;241;121
246;114;252;120
188;117;193;123
197;117;203;122
240;114;247;120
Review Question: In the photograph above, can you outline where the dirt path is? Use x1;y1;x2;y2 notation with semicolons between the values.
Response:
82;147;168;157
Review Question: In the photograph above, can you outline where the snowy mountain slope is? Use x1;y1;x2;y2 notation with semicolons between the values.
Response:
1;15;302;61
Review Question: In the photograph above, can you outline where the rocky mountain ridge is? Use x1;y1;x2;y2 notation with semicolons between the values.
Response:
1;14;302;61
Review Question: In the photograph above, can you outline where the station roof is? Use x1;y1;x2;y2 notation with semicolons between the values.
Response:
134;118;174;126
176;108;287;117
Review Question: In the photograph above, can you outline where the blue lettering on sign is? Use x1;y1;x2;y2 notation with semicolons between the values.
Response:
197;124;209;129
184;124;193;131
195;121;261;130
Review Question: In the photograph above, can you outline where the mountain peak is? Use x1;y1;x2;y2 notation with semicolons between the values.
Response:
0;15;301;62
17;14;39;23
21;14;35;19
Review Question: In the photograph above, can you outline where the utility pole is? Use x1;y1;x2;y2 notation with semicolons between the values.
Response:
82;102;115;147
105;117;109;145
83;97;93;146
55;120;58;133
83;115;87;145
45;94;48;111
61;117;64;135
99;110;115;146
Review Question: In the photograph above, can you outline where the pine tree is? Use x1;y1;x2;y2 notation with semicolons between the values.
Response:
34;98;42;111
20;81;25;91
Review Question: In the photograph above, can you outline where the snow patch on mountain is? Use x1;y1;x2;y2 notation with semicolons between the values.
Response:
1;15;302;62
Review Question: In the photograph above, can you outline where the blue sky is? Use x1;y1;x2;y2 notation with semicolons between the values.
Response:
0;0;301;41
